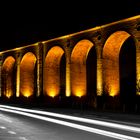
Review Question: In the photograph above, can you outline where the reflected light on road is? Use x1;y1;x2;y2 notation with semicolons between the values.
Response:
0;106;139;140
0;105;140;134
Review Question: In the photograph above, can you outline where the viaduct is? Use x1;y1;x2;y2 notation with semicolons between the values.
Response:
0;15;140;112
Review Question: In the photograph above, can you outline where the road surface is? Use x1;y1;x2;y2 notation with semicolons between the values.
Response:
0;105;140;140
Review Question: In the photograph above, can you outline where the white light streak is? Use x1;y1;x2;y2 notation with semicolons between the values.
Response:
0;105;139;133
19;136;28;140
0;126;6;129
8;131;16;134
0;107;139;140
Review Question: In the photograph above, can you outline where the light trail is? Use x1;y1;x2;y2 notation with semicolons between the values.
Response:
0;105;139;133
19;137;28;140
8;131;16;135
0;126;6;129
0;107;139;140
0;113;12;123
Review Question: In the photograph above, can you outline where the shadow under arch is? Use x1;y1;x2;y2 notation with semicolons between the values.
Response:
44;46;65;98
103;31;136;101
2;56;16;98
71;39;96;98
20;52;37;98
119;37;136;110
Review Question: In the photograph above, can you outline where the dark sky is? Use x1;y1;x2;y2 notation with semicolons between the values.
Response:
0;0;140;51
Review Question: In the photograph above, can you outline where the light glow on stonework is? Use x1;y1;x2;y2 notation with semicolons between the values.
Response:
66;61;71;97
23;91;31;98
2;56;15;98
44;46;64;97
97;62;103;96
71;39;94;97
20;52;37;97
136;41;140;95
5;91;12;98
103;31;131;96
109;88;117;97
47;88;57;98
16;64;20;97
74;87;86;97
66;78;70;97
75;91;83;98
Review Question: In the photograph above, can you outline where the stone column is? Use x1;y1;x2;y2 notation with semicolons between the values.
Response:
94;36;104;109
132;24;140;96
132;24;140;112
36;43;43;97
96;39;103;96
0;56;2;97
16;52;21;97
97;57;103;96
65;41;71;97
136;39;140;95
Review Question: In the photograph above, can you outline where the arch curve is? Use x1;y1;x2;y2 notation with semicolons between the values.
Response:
71;39;95;97
2;56;15;98
20;52;37;97
103;31;133;96
44;46;65;97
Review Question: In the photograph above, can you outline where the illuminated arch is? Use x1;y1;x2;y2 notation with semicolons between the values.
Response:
44;46;65;97
103;31;132;96
71;39;94;97
2;56;15;98
20;52;37;97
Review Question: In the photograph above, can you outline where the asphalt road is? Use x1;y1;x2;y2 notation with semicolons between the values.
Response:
0;105;140;140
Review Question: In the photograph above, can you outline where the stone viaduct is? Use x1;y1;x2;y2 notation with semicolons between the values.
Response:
0;15;140;111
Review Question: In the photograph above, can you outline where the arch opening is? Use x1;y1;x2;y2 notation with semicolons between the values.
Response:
2;56;16;98
71;39;96;97
20;52;37;98
103;31;136;99
119;37;136;107
60;54;66;97
44;46;65;98
86;46;97;97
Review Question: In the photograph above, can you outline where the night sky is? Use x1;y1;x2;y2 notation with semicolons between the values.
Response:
0;0;140;51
